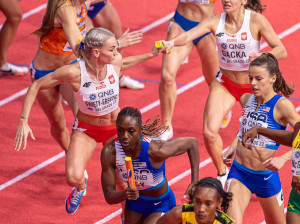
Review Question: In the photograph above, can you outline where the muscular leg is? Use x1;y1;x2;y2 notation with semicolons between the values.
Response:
125;208;144;224
91;1;123;39
143;212;163;224
195;33;219;86
159;22;193;128
257;191;286;224
226;179;252;224
65;130;97;191
35;86;70;151
203;80;236;174
0;0;22;66
287;212;300;224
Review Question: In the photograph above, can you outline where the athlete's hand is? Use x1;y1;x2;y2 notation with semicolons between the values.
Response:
222;148;235;167
151;42;164;56
262;156;287;171
124;187;139;200
242;126;259;150
118;28;142;49
292;176;300;193
161;40;174;54
14;119;35;151
249;52;262;62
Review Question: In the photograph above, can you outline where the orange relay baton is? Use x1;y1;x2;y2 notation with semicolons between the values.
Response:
125;157;136;188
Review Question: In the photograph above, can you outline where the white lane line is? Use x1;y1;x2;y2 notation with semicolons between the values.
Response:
0;5;298;221
1;20;299;106
0;152;65;191
260;22;300;49
0;88;28;107
0;74;205;191
0;3;47;29
97;105;300;224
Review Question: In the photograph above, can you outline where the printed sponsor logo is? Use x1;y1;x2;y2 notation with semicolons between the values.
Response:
83;82;91;88
109;75;115;84
221;43;227;49
154;201;162;206
96;82;106;90
216;32;224;37
264;174;273;181
295;151;300;158
241;32;247;40
89;93;96;101
127;169;132;178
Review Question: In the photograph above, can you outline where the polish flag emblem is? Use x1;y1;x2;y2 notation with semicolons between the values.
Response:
241;32;247;40
109;75;115;84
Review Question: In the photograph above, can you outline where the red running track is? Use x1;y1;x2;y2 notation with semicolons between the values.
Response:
0;0;299;223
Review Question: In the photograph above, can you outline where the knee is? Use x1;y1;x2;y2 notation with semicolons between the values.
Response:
50;118;67;134
7;11;22;26
203;127;218;144
65;167;83;186
161;71;176;87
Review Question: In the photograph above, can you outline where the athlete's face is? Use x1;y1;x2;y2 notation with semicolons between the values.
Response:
248;65;276;98
97;36;119;64
193;187;222;224
116;116;142;151
222;0;246;13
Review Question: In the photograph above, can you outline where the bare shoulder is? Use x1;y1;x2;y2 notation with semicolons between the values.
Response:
102;140;116;157
112;54;123;75
250;11;270;28
276;96;295;111
240;93;252;107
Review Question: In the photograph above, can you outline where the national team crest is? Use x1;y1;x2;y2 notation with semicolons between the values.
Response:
109;75;115;84
241;32;247;41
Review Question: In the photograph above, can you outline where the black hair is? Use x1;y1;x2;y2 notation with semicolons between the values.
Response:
188;177;233;213
116;107;167;138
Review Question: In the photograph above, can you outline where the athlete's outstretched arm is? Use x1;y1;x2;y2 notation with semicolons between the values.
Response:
14;65;79;151
120;43;163;71
101;142;139;204
156;205;182;224
150;137;199;193
254;13;287;60
161;16;216;49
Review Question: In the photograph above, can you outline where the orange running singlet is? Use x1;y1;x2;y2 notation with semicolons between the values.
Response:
39;0;87;55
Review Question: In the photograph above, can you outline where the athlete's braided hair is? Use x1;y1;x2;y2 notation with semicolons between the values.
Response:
188;177;233;213
116;107;167;138
244;0;265;13
250;52;294;97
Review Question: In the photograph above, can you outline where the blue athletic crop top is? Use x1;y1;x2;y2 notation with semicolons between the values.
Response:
237;94;287;150
116;136;166;191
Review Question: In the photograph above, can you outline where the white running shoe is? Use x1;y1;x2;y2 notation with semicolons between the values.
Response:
119;75;144;90
217;166;229;189
83;170;88;197
220;110;232;129
152;126;173;141
0;62;29;76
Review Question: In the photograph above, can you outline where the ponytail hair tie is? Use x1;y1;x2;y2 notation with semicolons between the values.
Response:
77;38;84;50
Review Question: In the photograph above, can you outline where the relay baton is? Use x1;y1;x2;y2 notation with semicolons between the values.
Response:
125;157;136;188
155;41;172;53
